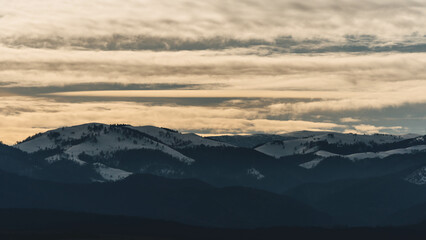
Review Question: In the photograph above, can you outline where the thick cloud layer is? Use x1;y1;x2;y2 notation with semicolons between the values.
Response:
0;0;425;143
2;0;425;40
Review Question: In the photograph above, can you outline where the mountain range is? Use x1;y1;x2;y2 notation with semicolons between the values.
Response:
1;123;426;228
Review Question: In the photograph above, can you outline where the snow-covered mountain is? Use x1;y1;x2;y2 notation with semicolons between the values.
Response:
13;123;237;181
253;132;426;170
14;123;240;181
15;123;195;165
300;145;426;169
255;132;403;158
331;144;426;162
8;124;426;188
5;126;426;228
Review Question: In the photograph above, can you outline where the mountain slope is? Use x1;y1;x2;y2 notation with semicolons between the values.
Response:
0;170;332;228
131;125;232;148
0;142;38;176
12;124;310;190
208;134;295;148
8;124;426;191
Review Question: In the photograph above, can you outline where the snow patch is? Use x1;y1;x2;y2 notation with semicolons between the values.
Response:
45;153;86;165
315;151;339;158
299;159;324;169
406;166;426;185
247;168;265;180
93;163;132;181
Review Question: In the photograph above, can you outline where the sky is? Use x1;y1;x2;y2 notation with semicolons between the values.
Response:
0;0;426;144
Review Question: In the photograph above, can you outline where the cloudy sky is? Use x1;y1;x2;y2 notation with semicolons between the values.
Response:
0;0;426;144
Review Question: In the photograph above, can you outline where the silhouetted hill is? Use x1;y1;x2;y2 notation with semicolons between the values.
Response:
1;209;426;240
285;172;426;226
388;200;426;226
0;170;332;228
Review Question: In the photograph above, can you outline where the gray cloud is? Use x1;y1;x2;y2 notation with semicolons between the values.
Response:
1;35;269;51
2;35;426;53
0;83;223;96
1;0;426;54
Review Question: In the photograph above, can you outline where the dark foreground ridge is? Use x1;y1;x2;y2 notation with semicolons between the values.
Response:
0;169;332;228
0;209;425;240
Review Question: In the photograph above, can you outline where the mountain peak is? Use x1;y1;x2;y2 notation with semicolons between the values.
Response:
14;123;196;166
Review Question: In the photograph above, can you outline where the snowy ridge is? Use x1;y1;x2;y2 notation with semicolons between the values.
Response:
281;131;336;139
255;139;318;158
256;132;403;158
15;123;195;165
345;145;426;161
13;124;426;183
208;134;294;148
16;123;103;153
130;126;233;148
312;145;426;162
299;145;426;169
